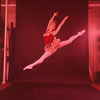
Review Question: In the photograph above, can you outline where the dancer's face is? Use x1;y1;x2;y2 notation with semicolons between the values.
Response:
49;22;56;31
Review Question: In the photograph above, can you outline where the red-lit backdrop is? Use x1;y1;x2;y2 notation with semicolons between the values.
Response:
13;0;88;83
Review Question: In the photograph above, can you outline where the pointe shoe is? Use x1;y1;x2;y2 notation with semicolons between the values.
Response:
78;30;85;36
23;64;33;70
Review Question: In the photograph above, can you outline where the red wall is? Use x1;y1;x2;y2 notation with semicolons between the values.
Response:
14;0;88;84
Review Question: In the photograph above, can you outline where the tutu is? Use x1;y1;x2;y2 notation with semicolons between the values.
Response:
44;38;60;52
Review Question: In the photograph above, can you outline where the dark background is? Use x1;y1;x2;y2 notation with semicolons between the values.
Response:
13;0;88;84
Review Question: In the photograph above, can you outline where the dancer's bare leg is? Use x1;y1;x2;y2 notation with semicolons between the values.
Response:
23;51;55;70
23;30;85;70
58;30;85;48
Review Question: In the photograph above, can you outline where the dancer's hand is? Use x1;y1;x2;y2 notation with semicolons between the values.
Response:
53;12;58;16
23;64;33;70
78;30;85;36
64;16;69;20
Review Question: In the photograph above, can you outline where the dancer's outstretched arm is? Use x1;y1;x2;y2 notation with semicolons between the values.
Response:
53;16;69;36
47;12;58;30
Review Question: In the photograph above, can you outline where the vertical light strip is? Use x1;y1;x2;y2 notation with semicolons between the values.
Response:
2;0;8;84
88;7;94;82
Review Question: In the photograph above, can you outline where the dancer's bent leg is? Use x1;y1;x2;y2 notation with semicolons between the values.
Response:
23;51;55;70
58;30;85;48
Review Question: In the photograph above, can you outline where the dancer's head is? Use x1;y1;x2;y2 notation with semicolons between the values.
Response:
49;20;57;31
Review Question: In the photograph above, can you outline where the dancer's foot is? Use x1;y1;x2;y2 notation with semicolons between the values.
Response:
78;30;85;36
23;64;33;70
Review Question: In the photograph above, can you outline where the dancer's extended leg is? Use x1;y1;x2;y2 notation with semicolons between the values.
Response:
58;30;85;48
23;30;85;70
23;51;55;70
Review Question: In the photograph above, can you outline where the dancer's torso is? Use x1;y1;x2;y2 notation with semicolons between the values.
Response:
43;31;60;52
43;31;54;45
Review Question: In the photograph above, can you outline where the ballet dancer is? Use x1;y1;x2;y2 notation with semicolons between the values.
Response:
23;12;85;70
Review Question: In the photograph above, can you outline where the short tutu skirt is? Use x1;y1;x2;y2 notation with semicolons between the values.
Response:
44;38;60;52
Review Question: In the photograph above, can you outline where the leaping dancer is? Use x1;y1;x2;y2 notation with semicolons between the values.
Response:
23;12;85;70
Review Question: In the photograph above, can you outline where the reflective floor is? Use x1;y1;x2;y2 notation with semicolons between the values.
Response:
0;82;100;100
